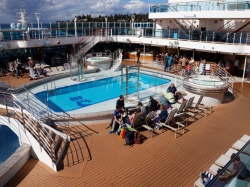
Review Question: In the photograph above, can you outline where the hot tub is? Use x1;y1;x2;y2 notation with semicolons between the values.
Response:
0;125;20;164
86;56;111;70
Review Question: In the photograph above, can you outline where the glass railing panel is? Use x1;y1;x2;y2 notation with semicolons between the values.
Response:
159;5;167;12
82;22;89;28
126;22;130;28
114;22;120;28
120;22;125;28
207;140;250;187
109;22;114;28
177;3;188;11
89;22;96;29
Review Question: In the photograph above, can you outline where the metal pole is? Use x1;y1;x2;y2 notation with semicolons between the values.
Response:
143;44;145;64
137;66;140;100
126;67;128;102
121;67;123;95
27;91;30;111
242;55;247;81
74;17;77;38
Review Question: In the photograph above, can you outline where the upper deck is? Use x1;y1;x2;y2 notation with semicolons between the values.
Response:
149;0;250;19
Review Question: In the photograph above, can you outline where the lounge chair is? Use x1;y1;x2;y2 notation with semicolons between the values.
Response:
157;109;186;138
29;68;39;80
47;67;59;76
143;111;157;138
176;97;197;122
7;62;15;76
232;140;250;155
240;134;250;143
190;95;212;117
194;164;222;187
34;61;41;68
44;67;51;74
40;60;50;68
57;66;70;73
127;112;154;138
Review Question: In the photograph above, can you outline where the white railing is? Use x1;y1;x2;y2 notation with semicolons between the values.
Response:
0;91;70;170
180;62;235;94
111;49;123;72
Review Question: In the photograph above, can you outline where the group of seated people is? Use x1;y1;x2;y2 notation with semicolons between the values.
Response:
28;57;47;80
109;83;179;135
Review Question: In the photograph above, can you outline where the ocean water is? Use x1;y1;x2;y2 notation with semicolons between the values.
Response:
35;73;171;112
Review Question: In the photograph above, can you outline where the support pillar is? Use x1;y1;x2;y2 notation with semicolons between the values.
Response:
242;55;247;82
192;49;195;58
177;47;180;56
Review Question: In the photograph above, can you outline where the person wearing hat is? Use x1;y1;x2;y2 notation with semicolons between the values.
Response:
28;57;34;68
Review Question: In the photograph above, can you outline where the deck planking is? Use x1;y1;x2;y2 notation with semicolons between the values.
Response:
2;64;250;186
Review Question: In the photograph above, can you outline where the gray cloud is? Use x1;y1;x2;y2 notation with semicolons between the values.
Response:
0;0;149;23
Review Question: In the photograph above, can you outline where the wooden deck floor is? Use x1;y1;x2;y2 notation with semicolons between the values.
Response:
2;63;250;187
3;82;250;187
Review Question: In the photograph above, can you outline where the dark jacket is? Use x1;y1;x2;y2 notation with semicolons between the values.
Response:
148;98;158;113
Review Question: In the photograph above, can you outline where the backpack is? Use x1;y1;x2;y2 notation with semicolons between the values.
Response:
125;131;134;146
134;131;142;144
120;128;126;139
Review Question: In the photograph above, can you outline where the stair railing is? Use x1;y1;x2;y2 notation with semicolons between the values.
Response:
67;28;102;56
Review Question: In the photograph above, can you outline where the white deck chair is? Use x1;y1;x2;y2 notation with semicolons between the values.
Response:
240;135;250;143
7;62;15;76
232;140;250;155
215;150;250;169
29;68;39;80
47;67;59;76
34;60;41;68
194;164;222;187
57;66;70;73
40;60;50;68
157;109;186;138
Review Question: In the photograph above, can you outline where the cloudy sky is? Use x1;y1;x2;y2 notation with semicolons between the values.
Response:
0;0;163;23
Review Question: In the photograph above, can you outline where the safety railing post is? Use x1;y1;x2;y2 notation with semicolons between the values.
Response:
27;91;30;111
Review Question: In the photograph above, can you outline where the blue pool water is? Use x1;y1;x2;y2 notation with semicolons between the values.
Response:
0;125;20;164
35;73;171;112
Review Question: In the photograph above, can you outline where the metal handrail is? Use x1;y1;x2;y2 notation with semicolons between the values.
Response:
1;92;55;144
18;86;70;118
180;62;234;93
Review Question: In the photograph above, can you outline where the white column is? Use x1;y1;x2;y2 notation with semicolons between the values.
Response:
242;55;247;82
143;44;145;64
74;17;77;38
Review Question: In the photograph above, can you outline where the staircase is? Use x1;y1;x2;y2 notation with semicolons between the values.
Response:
217;19;248;32
68;28;103;56
168;6;196;30
173;19;196;30
0;90;71;171
110;49;123;72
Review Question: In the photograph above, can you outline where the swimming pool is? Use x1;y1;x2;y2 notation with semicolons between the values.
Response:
35;73;171;112
0;125;20;164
